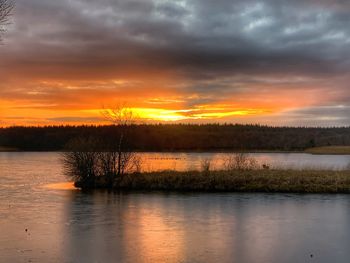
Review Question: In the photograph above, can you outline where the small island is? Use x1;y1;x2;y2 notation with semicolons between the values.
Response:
75;169;350;193
60;110;350;194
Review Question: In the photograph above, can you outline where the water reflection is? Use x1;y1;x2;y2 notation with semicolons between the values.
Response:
65;192;186;263
2;153;350;263
44;182;76;190
138;152;350;171
63;191;350;263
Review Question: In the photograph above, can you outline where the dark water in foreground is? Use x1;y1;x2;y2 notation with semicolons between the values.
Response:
1;152;350;263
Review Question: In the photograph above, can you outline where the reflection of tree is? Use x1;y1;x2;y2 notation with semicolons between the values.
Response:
0;0;13;41
63;191;128;262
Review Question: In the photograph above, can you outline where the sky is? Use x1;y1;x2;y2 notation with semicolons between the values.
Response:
1;0;350;127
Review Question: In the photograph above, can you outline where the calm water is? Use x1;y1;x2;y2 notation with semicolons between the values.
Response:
1;152;350;263
138;152;350;171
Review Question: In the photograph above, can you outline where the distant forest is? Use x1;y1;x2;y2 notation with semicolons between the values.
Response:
1;124;350;151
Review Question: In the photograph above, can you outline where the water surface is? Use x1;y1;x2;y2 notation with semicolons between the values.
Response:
1;152;350;263
139;152;350;171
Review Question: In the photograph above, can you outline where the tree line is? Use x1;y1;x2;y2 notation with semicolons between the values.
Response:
1;124;350;151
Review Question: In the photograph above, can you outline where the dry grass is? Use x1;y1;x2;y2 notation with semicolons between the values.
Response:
0;146;17;152
305;146;350;155
88;169;350;193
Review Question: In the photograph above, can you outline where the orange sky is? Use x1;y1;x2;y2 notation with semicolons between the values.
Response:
0;76;337;126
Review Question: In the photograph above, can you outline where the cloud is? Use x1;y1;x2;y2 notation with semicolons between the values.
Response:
270;105;350;127
3;0;350;78
1;0;350;126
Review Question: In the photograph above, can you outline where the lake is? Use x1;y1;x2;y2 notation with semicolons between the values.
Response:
136;152;350;171
1;152;350;263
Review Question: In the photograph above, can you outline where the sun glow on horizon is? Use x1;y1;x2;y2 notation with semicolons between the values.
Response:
85;106;272;123
0;97;279;126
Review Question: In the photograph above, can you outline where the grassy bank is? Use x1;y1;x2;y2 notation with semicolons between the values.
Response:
84;169;350;193
0;146;18;152
305;146;350;155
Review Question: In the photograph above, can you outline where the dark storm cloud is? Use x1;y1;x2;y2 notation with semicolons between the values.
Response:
1;0;350;125
2;0;350;79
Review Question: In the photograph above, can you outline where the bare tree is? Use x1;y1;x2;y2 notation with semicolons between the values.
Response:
62;105;140;189
101;105;138;181
62;137;100;188
0;0;14;41
223;153;259;171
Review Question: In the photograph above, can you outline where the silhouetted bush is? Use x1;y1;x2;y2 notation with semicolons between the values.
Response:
62;107;141;189
62;137;100;188
62;136;141;188
223;153;259;171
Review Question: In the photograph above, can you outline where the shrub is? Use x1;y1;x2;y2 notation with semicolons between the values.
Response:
223;153;259;171
200;158;212;174
62;137;100;188
62;135;141;188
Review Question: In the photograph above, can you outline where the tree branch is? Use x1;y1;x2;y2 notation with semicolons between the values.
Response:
0;0;14;40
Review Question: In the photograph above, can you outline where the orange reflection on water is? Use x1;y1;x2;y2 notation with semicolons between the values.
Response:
44;182;77;190
121;200;186;263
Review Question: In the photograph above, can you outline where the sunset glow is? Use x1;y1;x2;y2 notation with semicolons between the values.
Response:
2;1;350;262
1;0;350;127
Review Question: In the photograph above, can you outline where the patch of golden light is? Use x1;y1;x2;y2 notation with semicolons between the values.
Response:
83;104;272;122
43;182;76;190
85;106;270;123
131;108;189;122
191;109;269;119
85;108;189;122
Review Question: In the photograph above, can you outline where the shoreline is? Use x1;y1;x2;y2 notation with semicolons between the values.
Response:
0;147;18;152
1;149;348;155
75;169;350;194
305;146;350;155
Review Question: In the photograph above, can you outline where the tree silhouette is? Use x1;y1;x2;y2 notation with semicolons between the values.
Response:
101;105;138;179
61;107;141;189
0;0;13;41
